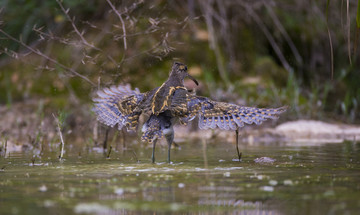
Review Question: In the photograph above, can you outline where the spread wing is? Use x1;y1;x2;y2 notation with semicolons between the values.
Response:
92;84;145;130
177;94;287;130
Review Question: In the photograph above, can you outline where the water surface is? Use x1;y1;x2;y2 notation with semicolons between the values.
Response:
1;140;359;214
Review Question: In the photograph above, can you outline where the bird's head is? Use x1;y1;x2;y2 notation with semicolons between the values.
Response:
169;62;199;86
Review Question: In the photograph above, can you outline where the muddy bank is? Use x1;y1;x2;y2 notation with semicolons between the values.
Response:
274;120;360;143
174;120;360;144
0;101;98;153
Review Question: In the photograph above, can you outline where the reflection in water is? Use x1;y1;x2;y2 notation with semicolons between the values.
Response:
198;200;281;215
0;140;359;214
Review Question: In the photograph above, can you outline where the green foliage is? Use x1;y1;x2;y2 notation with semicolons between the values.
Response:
0;0;359;124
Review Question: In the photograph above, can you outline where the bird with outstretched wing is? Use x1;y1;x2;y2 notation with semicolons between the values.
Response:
93;62;287;163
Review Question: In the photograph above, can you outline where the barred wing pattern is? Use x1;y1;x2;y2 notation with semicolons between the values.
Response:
93;84;286;139
183;95;287;130
93;84;144;130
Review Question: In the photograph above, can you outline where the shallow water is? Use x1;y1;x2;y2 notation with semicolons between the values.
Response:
1;140;360;215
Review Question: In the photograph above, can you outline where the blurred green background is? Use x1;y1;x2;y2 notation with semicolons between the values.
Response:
0;0;359;126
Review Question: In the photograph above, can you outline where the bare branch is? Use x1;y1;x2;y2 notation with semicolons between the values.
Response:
106;0;127;50
215;0;236;71
56;0;101;51
123;41;162;62
199;0;230;85
264;1;303;65
0;29;95;86
324;1;334;79
326;26;334;80
33;26;71;45
52;113;65;160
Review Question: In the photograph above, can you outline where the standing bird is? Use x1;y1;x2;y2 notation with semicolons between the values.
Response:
93;62;286;163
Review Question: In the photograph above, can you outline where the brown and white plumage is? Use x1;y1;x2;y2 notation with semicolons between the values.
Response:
141;111;173;143
182;95;287;130
93;62;198;163
93;62;195;132
92;84;145;130
93;62;287;163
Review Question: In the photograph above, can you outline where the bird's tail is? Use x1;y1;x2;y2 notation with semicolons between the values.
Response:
141;112;173;143
141;116;164;143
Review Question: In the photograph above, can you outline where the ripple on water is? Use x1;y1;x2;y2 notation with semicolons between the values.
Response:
2;141;359;215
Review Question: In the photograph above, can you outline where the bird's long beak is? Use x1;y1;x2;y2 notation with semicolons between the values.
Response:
187;74;199;86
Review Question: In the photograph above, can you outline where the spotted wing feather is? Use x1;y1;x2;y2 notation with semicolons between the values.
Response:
183;95;287;130
93;84;144;130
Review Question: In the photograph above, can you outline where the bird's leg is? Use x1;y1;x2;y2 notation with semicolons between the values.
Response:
103;128;110;154
236;129;242;161
167;141;172;163
151;139;157;163
165;129;174;163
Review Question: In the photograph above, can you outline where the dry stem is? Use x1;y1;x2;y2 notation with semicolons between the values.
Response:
106;0;127;50
53;113;65;160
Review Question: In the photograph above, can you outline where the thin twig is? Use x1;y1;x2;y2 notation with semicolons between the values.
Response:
123;41;162;62
341;0;345;41
326;27;334;80
216;0;236;69
106;146;112;158
265;1;303;65
106;0;127;50
132;150;139;163
346;0;352;64
325;0;334;80
33;26;70;45
0;29;95;86
53;113;65;160
243;4;292;73
354;28;359;55
199;0;230;85
56;0;101;51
